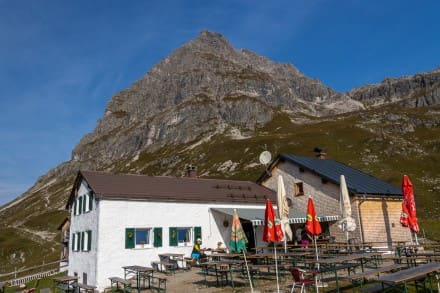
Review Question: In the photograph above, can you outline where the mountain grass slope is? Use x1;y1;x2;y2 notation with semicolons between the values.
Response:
1;104;438;274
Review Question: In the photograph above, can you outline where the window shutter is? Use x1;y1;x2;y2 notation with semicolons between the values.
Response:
87;230;92;251
83;194;87;213
153;228;162;247
80;232;85;251
88;191;93;211
78;197;83;215
169;227;178;246
194;226;202;243
72;233;76;251
76;232;81;251
73;200;77;216
125;228;135;249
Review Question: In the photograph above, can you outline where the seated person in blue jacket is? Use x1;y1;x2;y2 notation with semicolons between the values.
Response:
191;238;209;263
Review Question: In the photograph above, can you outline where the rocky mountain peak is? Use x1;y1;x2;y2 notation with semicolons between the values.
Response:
188;30;234;53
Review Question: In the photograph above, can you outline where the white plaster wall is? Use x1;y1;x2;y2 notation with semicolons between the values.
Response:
94;200;266;291
68;180;99;286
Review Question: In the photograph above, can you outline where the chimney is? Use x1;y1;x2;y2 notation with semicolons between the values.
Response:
314;147;327;159
186;165;197;178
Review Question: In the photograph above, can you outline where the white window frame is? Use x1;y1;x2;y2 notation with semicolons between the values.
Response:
75;197;81;215
134;228;153;249
176;227;193;247
83;193;89;213
82;230;91;251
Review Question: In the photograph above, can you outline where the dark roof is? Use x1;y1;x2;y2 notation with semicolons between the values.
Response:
57;217;70;230
67;171;276;207
259;154;402;196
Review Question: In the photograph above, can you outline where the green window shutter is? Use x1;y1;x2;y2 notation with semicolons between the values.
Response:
153;228;162;247
78;197;83;215
76;232;81;251
125;228;135;249
82;195;87;213
194;226;202;242
72;233;76;251
88;192;93;211
87;230;92;251
169;227;178;246
80;232;85;251
73;200;77;216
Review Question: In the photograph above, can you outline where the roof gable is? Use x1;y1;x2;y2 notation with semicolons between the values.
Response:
261;154;402;196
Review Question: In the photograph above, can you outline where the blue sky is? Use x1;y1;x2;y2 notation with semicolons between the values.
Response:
1;0;439;206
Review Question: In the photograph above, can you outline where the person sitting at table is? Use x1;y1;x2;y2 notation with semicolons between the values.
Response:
191;238;208;264
301;229;311;248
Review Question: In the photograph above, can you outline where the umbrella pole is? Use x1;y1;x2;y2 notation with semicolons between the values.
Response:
242;250;254;292
413;232;419;245
314;235;320;293
274;242;280;293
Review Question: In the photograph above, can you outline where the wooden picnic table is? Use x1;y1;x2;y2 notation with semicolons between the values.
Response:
200;260;244;288
341;263;406;290
375;262;440;293
208;253;241;261
122;265;154;292
313;252;383;293
158;253;186;269
52;275;79;293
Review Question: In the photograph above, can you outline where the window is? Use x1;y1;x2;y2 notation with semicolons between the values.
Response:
125;228;152;249
83;191;93;213
169;227;200;247
295;182;304;196
72;232;81;252
82;230;92;251
135;228;151;247
177;227;191;245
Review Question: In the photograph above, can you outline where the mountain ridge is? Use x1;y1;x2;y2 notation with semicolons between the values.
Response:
0;30;439;272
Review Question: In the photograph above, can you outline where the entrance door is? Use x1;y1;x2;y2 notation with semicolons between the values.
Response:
242;221;255;251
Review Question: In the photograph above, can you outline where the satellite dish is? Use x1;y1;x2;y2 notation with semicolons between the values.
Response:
259;151;272;165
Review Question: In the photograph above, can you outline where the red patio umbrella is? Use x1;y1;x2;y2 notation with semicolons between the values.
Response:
305;197;322;236
401;175;419;234
263;199;283;292
263;199;284;242
305;197;322;293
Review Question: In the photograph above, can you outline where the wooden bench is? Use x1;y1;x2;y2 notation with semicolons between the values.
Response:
342;263;406;290
183;257;195;269
152;261;176;273
342;263;406;282
78;283;97;293
360;283;388;293
149;276;167;293
318;262;359;275
109;277;132;292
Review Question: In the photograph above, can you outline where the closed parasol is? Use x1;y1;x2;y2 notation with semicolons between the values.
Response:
401;175;419;234
277;175;293;241
263;199;283;292
337;175;356;244
229;209;248;253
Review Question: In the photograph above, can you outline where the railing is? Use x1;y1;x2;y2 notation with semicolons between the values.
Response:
0;259;68;286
